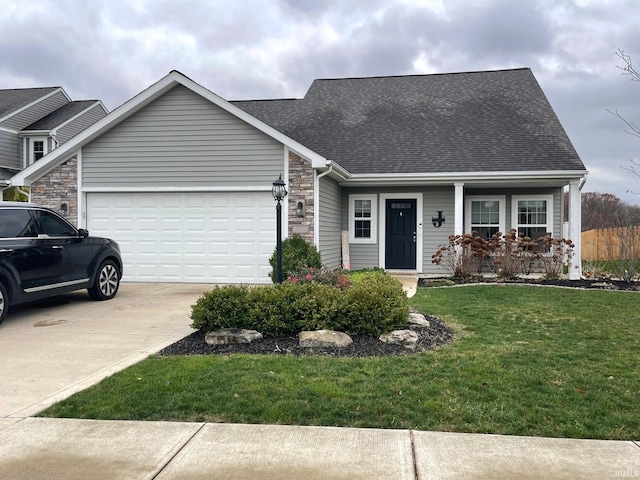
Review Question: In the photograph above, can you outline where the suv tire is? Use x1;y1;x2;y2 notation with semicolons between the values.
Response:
88;260;120;301
0;282;8;325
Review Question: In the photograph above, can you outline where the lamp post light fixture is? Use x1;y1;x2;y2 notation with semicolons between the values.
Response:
272;174;288;283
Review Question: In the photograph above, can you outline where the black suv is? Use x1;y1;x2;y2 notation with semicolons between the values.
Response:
0;203;122;325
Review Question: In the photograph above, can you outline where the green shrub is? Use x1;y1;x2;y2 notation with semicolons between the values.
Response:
346;267;385;285
190;285;251;331
343;272;409;335
190;270;408;336
268;236;322;283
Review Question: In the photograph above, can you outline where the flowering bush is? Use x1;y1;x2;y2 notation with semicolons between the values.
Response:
286;267;351;289
432;230;575;280
268;235;322;283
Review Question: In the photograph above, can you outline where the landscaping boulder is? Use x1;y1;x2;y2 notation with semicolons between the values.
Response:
379;330;419;350
408;312;430;328
298;330;353;348
205;328;263;346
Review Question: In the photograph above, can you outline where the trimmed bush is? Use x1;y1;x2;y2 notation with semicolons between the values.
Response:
343;272;409;335
190;284;251;332
190;271;408;336
268;236;322;283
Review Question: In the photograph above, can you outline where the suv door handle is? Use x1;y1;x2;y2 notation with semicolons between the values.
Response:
52;245;64;250
0;248;14;254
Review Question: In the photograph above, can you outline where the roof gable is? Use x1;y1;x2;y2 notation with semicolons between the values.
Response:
10;71;327;186
234;68;586;175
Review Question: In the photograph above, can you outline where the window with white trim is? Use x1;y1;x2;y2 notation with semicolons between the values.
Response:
465;196;505;239
511;195;553;239
30;138;47;164
349;194;377;243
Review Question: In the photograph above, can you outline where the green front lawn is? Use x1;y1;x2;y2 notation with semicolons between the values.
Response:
40;285;640;440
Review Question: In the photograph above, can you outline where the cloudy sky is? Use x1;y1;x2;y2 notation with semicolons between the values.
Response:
2;0;640;204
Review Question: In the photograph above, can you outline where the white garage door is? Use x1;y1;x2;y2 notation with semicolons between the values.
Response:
86;192;276;283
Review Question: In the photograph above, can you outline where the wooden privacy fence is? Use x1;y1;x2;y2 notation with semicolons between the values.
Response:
581;226;640;261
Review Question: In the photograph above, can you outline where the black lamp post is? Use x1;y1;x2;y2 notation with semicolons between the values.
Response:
272;174;287;283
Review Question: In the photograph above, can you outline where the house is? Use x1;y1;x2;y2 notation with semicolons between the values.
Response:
8;68;588;283
0;86;108;203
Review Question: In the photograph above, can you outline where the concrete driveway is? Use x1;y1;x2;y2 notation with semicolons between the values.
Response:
0;283;208;421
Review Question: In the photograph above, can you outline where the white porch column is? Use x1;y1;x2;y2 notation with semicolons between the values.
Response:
454;183;464;236
568;179;582;279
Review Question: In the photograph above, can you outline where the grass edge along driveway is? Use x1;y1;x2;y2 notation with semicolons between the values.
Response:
40;285;640;441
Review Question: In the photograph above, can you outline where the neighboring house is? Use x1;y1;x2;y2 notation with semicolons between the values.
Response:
0;86;107;203
8;68;588;283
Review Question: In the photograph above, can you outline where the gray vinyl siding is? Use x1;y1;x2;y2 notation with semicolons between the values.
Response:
57;103;107;145
0;130;20;169
82;85;284;188
1;90;68;131
421;187;456;275
318;175;342;269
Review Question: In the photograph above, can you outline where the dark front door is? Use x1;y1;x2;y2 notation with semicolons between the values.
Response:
385;199;416;269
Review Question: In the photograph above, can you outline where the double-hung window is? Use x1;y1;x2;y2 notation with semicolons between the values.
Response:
30;138;46;164
349;194;377;243
465;196;505;239
512;195;553;240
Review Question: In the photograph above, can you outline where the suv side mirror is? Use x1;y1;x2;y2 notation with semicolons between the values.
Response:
78;228;89;238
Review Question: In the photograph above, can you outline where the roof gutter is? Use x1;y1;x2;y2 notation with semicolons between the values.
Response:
340;169;588;186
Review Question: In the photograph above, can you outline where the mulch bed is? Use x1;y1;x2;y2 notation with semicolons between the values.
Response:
159;315;455;358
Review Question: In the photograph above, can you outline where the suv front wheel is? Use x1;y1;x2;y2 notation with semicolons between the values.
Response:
88;260;120;301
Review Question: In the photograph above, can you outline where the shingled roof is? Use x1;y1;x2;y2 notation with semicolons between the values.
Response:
233;68;585;175
22;100;101;131
0;87;61;119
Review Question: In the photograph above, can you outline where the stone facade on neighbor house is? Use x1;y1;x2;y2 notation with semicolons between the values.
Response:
30;156;78;222
287;152;314;243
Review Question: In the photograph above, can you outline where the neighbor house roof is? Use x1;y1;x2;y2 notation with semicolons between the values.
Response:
234;68;586;175
22;100;103;131
0;87;62;119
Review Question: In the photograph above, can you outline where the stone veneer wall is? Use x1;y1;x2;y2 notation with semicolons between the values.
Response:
30;156;78;224
288;152;314;243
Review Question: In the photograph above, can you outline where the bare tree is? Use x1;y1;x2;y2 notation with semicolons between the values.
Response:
582;191;640;231
610;49;640;186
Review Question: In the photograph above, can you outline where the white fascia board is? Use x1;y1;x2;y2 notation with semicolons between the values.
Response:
18;129;51;136
323;160;351;179
10;70;328;186
341;170;588;186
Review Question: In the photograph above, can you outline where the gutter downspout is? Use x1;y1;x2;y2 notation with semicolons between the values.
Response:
314;162;334;248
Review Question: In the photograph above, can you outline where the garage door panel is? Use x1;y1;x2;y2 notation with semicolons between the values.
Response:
87;192;276;283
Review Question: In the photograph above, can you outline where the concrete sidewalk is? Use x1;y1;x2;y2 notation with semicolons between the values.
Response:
0;418;638;479
1;282;639;479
